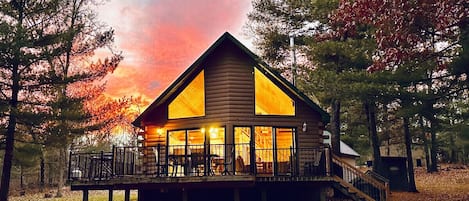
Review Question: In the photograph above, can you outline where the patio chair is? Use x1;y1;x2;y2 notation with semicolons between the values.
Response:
222;147;234;175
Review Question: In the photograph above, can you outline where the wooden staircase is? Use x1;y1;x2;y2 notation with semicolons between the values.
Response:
331;154;390;201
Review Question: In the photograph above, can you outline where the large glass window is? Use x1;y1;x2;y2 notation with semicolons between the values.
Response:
254;68;295;116
168;130;186;176
209;127;225;156
234;127;251;174
168;130;186;155
255;126;273;174
188;129;204;153
168;129;207;176
208;127;226;175
168;70;205;119
276;128;294;175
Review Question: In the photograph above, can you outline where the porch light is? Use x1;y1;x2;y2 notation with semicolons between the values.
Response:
157;128;164;135
302;122;307;132
201;128;206;133
137;135;144;141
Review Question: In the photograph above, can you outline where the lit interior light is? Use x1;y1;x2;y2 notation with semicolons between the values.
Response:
209;127;218;139
201;128;205;133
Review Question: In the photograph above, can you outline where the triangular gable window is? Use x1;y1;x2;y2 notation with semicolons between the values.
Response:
255;68;295;116
168;70;205;119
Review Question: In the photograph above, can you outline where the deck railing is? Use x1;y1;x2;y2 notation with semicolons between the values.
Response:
69;145;389;201
68;144;328;181
68;151;114;181
332;155;389;201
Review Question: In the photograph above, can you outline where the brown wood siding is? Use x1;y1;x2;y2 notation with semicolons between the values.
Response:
142;40;325;159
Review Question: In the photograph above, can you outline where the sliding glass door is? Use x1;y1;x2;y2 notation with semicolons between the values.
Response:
253;126;295;176
255;126;274;175
276;128;295;175
234;127;251;175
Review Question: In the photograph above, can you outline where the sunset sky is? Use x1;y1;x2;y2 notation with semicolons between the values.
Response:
98;0;254;104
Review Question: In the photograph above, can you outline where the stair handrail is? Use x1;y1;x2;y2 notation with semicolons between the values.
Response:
332;154;389;201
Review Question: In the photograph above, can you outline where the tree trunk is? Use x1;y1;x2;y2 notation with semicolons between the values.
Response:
0;52;21;201
364;101;384;175
429;120;438;172
40;156;45;193
418;116;431;172
449;133;457;163
20;166;24;190
0;107;17;201
403;117;418;192
331;99;341;155
56;147;66;197
0;3;24;200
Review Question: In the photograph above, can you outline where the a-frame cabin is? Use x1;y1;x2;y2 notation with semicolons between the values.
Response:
69;32;389;201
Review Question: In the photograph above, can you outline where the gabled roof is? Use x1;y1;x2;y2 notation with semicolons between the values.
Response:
340;141;360;157
323;131;360;157
132;32;330;127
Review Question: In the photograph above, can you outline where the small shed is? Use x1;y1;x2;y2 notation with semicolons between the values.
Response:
381;156;409;191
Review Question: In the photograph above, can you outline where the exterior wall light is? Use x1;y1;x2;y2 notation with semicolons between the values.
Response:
156;128;164;135
302;122;307;132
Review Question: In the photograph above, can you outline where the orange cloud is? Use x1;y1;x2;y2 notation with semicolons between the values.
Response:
99;0;252;105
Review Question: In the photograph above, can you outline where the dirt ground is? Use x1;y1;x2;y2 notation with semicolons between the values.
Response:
390;164;469;201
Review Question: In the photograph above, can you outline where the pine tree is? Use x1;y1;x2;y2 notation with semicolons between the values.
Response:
0;1;65;199
0;1;122;198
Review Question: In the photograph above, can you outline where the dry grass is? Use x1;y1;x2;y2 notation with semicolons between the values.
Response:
391;164;469;201
9;189;137;201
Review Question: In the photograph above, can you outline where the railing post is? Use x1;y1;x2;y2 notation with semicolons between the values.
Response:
203;144;208;176
100;151;104;180
384;181;390;201
111;145;115;177
157;144;161;175
122;148;126;175
251;141;256;176
325;147;331;176
87;156;92;180
68;151;73;181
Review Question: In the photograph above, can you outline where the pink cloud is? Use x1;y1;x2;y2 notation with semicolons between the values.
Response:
100;0;252;103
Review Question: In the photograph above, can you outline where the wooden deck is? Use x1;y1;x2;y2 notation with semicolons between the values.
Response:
70;174;334;190
69;146;389;201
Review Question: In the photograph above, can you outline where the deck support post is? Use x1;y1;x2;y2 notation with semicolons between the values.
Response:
234;188;240;201
261;188;267;201
82;190;89;201
125;189;130;201
182;189;188;201
137;190;143;201
319;187;332;201
108;189;113;201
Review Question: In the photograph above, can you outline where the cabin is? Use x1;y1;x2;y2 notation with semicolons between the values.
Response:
68;32;389;201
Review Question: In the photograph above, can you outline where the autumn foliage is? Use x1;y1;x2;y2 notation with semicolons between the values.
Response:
329;0;469;72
